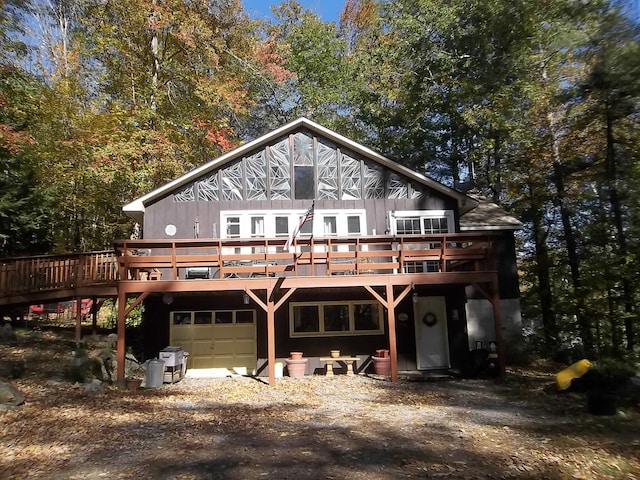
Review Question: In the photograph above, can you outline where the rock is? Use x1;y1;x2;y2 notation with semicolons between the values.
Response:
106;333;117;348
83;379;104;393
0;381;25;409
0;323;17;344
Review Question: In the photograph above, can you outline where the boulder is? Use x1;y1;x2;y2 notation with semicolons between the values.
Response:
0;323;17;344
0;382;25;410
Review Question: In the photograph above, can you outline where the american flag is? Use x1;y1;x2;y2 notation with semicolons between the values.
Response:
284;202;315;252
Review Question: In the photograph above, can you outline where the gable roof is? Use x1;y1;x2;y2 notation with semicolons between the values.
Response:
123;117;477;219
122;117;521;231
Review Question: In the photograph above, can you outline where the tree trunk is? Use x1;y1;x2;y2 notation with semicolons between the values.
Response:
604;105;635;351
552;162;594;356
528;186;557;352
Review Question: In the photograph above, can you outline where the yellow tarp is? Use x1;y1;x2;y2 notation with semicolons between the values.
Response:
556;359;592;391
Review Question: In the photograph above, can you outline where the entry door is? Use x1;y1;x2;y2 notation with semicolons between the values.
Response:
413;296;450;370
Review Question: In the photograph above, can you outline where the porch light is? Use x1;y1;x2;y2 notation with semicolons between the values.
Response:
243;291;250;305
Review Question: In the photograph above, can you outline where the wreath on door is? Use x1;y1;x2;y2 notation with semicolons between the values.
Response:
422;312;438;327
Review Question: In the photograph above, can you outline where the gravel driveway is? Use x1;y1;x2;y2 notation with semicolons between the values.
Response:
1;342;639;480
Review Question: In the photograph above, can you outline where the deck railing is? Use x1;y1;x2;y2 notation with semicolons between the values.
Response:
0;250;119;299
113;233;497;281
0;234;498;302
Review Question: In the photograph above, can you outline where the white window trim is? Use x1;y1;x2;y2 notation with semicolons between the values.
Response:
220;209;367;239
289;300;384;337
388;210;455;234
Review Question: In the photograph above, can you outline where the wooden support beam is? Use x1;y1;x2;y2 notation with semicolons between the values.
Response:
116;289;126;382
91;297;98;335
243;285;299;385
266;288;276;386
386;283;399;383
75;297;82;344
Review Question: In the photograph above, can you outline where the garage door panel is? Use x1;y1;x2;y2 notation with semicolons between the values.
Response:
213;341;235;355
235;339;255;354
171;327;191;342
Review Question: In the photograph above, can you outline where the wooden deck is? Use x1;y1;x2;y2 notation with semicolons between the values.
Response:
0;233;498;306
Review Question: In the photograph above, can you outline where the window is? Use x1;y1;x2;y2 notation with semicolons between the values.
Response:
215;311;233;324
275;216;289;236
389;210;454;235
324;304;349;331
236;310;255;324
220;210;366;239
290;301;384;337
294;166;315;199
324;216;337;236
251;217;265;237
226;217;240;237
173;310;255;326
396;218;421;235
194;311;213;325
292;305;320;333
173;312;192;325
347;216;361;235
423;217;448;234
390;210;454;273
354;303;381;331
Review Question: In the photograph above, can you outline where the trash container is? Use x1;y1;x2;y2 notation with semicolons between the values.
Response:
145;358;165;388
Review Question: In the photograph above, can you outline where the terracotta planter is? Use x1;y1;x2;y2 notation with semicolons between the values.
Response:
284;358;308;378
376;349;389;358
372;356;391;376
125;378;142;391
330;350;340;358
290;352;304;360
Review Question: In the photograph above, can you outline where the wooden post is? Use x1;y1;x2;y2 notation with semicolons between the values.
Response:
116;290;126;382
75;297;82;344
386;283;399;383
267;294;276;385
91;297;98;335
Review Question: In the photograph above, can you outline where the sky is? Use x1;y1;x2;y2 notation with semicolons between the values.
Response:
242;0;347;22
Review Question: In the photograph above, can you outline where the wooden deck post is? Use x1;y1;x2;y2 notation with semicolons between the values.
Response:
75;297;82;344
116;290;126;382
386;283;399;383
267;297;276;385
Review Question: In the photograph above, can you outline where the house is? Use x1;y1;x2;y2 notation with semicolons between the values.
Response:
115;117;522;384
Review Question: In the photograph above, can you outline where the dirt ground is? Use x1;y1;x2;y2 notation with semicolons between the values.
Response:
1;328;639;480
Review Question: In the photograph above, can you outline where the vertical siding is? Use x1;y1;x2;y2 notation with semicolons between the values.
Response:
145;193;459;240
